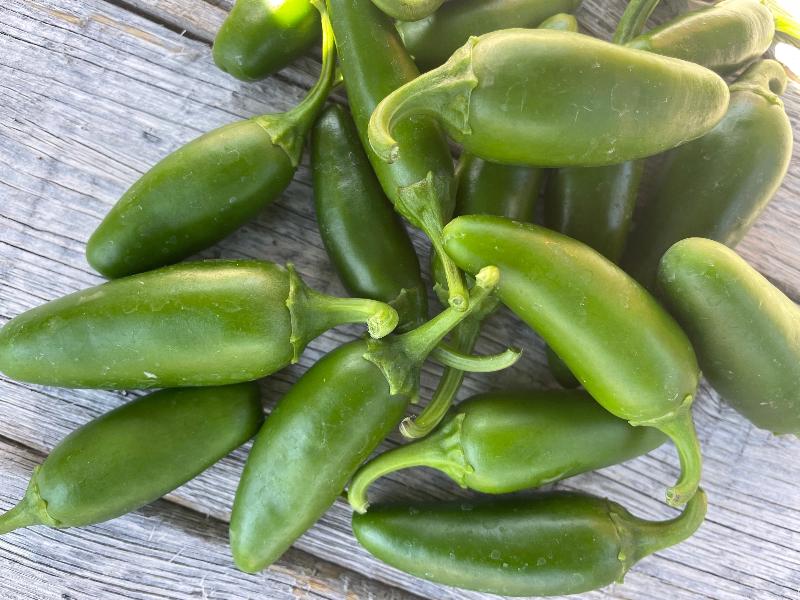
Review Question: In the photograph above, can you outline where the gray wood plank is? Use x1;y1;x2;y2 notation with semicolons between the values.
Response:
0;435;418;600
0;0;798;598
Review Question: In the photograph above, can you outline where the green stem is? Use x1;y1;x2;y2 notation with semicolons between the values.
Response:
397;266;497;365
348;414;470;513
612;0;661;44
430;344;520;372
0;498;38;534
287;264;399;361
367;38;478;163
364;266;499;398
637;397;703;507
614;488;708;565
253;0;336;167
401;365;464;438
396;173;468;311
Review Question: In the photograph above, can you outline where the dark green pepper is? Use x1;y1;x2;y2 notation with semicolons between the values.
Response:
658;238;800;436
87;2;335;279
230;267;520;572
212;0;320;81
0;260;397;389
626;0;775;74
349;389;666;510
311;104;427;332
623;60;792;290
0;384;262;533
328;0;466;310
454;153;544;223
443;215;702;506
398;0;582;70
371;0;444;21
353;490;707;596
368;29;729;167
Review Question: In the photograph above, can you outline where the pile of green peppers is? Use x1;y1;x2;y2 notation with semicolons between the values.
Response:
0;0;797;596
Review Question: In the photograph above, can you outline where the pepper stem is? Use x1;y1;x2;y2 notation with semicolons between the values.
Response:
430;344;520;372
612;0;661;45
286;264;399;361
636;397;702;507
613;488;708;567
368;38;478;163
403;278;500;437
396;173;468;310
348;413;471;513
364;266;500;398
253;0;336;167
0;497;38;534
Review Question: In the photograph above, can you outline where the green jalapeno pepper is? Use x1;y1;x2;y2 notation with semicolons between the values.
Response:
658;238;800;436
229;267;521;572
311;104;427;332
623;60;792;290
0;260;398;389
327;0;466;310
212;0;320;81
0;384;262;533
442;215;702;506
368;29;729;168
87;2;334;279
353;490;707;596
398;0;582;70
350;389;666;510
626;0;775;74
371;0;444;21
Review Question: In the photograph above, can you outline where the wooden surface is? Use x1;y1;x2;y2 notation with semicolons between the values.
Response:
0;0;798;598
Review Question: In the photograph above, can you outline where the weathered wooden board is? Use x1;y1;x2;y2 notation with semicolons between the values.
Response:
0;0;798;599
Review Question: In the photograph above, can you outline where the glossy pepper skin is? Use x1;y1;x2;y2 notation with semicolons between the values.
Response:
87;3;335;279
398;0;582;70
623;60;792;290
229;267;519;572
327;0;466;310
658;239;800;436
349;390;666;510
311;104;427;332
626;0;775;74
0;384;263;533
443;215;702;506
371;0;443;21
369;29;729;168
353;490;707;597
455;154;544;222
212;0;320;81
0;260;397;389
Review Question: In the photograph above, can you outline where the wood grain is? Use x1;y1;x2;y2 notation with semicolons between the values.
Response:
0;0;798;598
